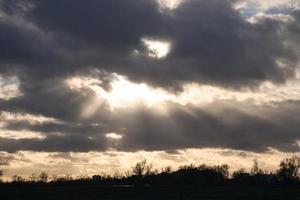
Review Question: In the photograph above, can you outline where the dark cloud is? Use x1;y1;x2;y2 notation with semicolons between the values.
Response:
0;134;107;153
2;100;300;153
5;120;107;137
161;0;298;88
287;9;300;48
0;77;114;122
27;0;163;50
0;79;87;121
116;100;300;153
0;0;299;90
0;0;300;154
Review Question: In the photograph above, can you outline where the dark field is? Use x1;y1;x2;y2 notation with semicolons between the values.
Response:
1;185;300;200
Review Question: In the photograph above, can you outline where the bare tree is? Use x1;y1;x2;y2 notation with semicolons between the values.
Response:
132;159;153;177
250;159;263;175
162;166;172;174
124;170;131;178
29;173;37;182
11;175;25;183
214;164;230;179
0;170;3;182
39;171;49;182
51;174;58;182
232;168;246;179
277;156;300;181
64;174;73;181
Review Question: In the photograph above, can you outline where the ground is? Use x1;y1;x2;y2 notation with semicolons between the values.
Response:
1;185;300;200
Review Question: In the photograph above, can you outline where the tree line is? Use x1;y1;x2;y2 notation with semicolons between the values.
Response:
1;156;300;187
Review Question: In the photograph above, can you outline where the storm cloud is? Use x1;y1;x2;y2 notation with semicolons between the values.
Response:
1;100;300;153
0;0;299;89
0;0;300;154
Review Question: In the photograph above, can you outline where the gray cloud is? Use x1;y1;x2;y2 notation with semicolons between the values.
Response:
0;77;114;122
0;134;107;153
48;152;89;162
27;0;163;50
0;152;14;166
0;79;87;121
0;0;299;90
1;100;300;153
0;0;300;154
116;100;300;153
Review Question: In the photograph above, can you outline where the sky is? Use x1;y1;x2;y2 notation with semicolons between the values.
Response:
0;0;300;180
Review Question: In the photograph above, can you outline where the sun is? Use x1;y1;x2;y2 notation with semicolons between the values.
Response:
66;75;175;117
100;75;172;108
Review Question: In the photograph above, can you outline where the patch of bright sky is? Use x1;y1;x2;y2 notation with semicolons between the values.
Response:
133;38;171;59
0;129;45;140
67;74;300;115
234;0;298;18
141;38;171;59
247;12;295;23
105;132;123;140
67;75;177;116
1;148;298;181
180;80;300;106
0;111;57;140
0;111;59;125
158;0;182;10
0;75;21;100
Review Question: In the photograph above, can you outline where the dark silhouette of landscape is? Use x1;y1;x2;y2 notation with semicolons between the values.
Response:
1;156;300;199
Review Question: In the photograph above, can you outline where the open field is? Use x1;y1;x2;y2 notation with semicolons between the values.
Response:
1;185;300;200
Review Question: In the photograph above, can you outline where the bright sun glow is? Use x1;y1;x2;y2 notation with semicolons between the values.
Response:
66;74;300;118
105;132;123;140
142;38;171;59
158;0;182;9
66;75;175;116
101;76;172;108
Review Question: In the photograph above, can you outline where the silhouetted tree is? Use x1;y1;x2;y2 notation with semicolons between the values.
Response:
0;170;3;182
11;175;25;183
51;174;58;182
64;174;73;181
180;164;196;170
124;170;131;178
76;175;91;182
3;157;300;187
113;171;123;179
29;173;37;182
132;160;153;177
213;164;230;179
39;171;49;182
197;164;207;170
92;175;102;183
250;159;263;175
232;168;246;179
277;156;300;182
162;166;172;174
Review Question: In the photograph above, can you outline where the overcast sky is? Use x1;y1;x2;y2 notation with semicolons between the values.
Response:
0;0;300;179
